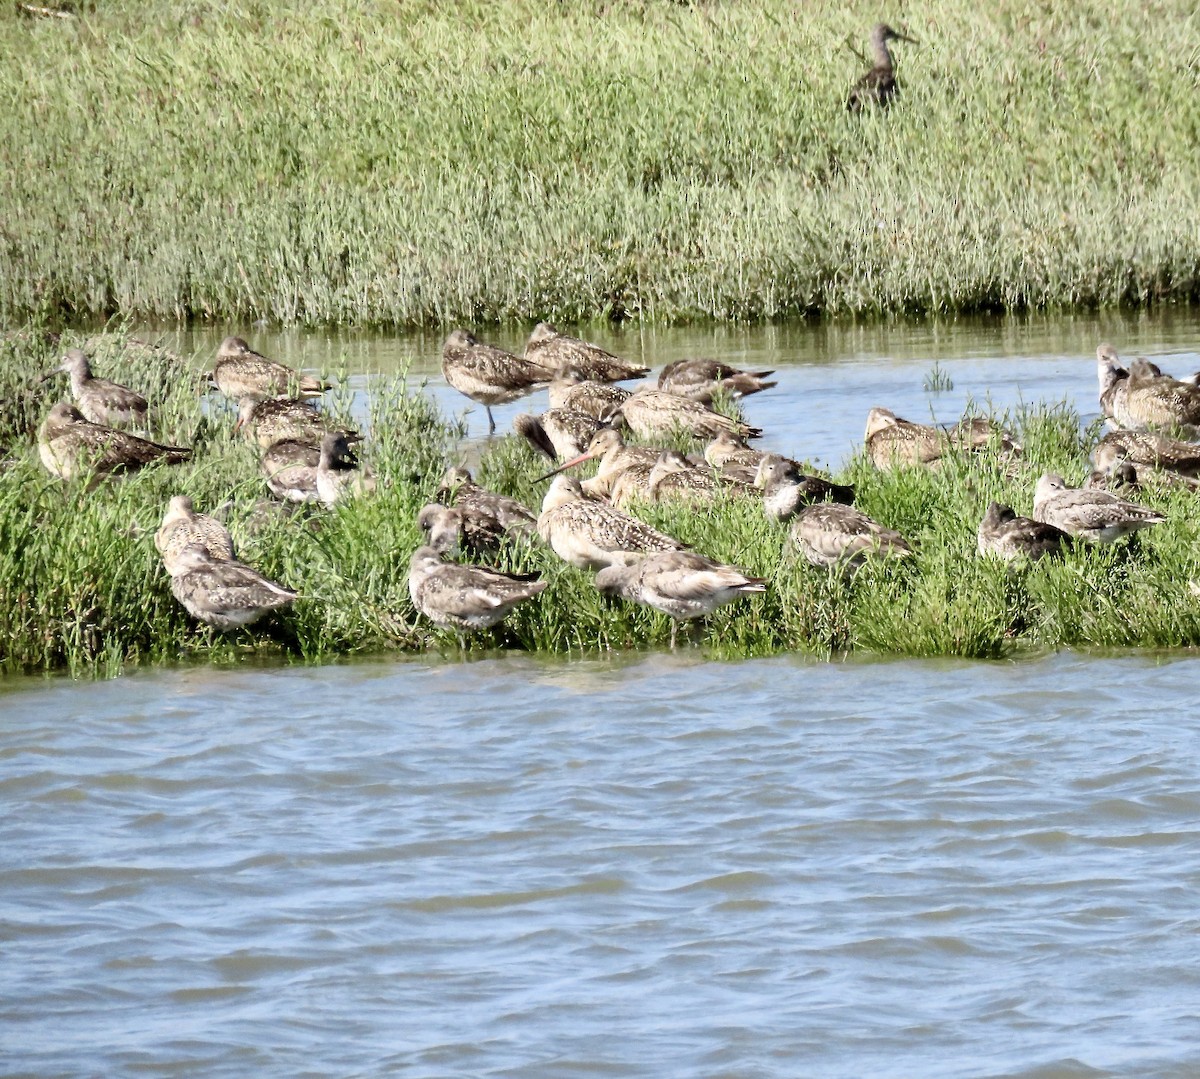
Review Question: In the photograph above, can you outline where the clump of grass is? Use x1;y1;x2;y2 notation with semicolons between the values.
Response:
1;1;1199;327
923;362;954;393
7;327;1200;678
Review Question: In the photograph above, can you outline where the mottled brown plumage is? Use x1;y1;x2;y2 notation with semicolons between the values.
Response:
235;396;345;448
525;322;649;383
155;496;236;575
513;408;605;462
213;337;328;400
657;359;777;402
38;402;191;483
50;349;148;427
408;546;547;632
618;389;761;442
261;438;321;503
977;502;1068;563
790;503;913;569
1033;473;1166;543
167;545;297;629
847;23;917;112
442;329;556;432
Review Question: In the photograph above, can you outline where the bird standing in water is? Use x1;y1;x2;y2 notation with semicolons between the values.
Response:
847;23;917;111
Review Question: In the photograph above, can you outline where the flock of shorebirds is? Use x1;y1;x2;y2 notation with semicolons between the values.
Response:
29;325;1200;647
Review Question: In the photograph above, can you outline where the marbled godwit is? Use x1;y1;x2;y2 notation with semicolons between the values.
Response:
607;461;658;509
790;503;913;569
847;22;917;112
212;336;329;401
524;322;649;383
441;329;556;433
976;502;1068;563
658;359;777;402
594;551;767;647
167;544;297;629
1094;430;1200;478
513;408;604;462
261;438;321;503
546;365;632;419
408;546;547;632
38;402;191;483
1096;344;1129;421
437;466;538;536
702;431;784;475
234;396;346;448
647;450;742;503
317;432;376;507
1032;473;1166;542
155;496;236;575
534;428;662;499
756;454;854;523
864;407;944;468
417;503;507;556
618;388;761;442
46;349;148;427
537;475;687;569
1121;357;1200;434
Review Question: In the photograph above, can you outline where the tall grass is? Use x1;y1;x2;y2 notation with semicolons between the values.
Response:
1;1;1198;327
7;328;1200;678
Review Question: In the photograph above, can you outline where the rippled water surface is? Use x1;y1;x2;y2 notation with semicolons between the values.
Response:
5;652;1200;1077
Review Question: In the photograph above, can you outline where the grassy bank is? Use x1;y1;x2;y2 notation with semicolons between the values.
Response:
6;329;1200;677
2;1;1199;328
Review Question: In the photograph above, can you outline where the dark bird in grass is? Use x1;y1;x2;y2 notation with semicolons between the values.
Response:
595;551;767;649
408;546;547;632
755;454;854;523
44;349;148;428
38;402;191;483
525;322;649;384
418;503;508;557
316;431;375;507
168;545;297;629
657;359;777;403
211;337;329;401
261;438;321;503
441;329;556;434
847;23;917;112
977;502;1069;563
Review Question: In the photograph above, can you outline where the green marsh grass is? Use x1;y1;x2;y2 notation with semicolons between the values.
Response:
2;1;1199;327
8;328;1200;677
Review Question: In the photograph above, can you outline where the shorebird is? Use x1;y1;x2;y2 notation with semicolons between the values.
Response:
546;365;631;419
534;428;662;499
1094;430;1200;478
1097;344;1200;432
234;396;344;448
594;551;767;648
703;431;784;474
417;503;508;556
524;322;649;383
790;503;913;569
316;432;375;507
1032;473;1166;542
513;408;604;462
408;546;547;632
38;402;191;483
607;461;659;509
657;359;777;402
537;475;688;569
1096;343;1129;421
441;329;556;433
618;388;761;442
46;349;148;427
976;502;1069;563
261;438;321;503
155;496;236;575
647;450;742;503
755;454;854;522
167;544;298;629
211;337;329;401
437;466;538;536
865;408;1018;469
846;22;917;112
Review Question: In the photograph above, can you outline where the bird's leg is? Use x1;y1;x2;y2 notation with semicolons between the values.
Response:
486;406;496;434
670;620;678;651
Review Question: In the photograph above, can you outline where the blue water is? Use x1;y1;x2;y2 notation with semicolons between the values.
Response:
5;650;1200;1077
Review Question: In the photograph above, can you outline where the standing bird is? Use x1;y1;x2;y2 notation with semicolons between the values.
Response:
167;545;297;629
524;322;650;383
155;495;236;575
211;337;329;401
657;359;777;403
1032;473;1166;543
441;329;556;433
976;502;1069;563
594;551;767;648
537;475;688;570
316;432;376;508
408;546;547;632
38;402;191;483
45;349;148;427
847;23;918;111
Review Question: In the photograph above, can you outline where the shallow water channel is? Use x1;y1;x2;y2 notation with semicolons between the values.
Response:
7;313;1200;1076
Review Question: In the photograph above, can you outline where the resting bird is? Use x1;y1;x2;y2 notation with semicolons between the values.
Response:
847;22;917;112
657;359;776;403
38;402;191;484
167;545;297;629
417;503;508;557
437;466;538;537
46;349;148;427
524;322;649;383
976;502;1069;563
211;337;329;400
790;503;913;569
261;439;321;503
756;454;854;522
155;496;236;575
594;552;767;648
1032;473;1166;543
316;432;375;508
407;546;547;632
